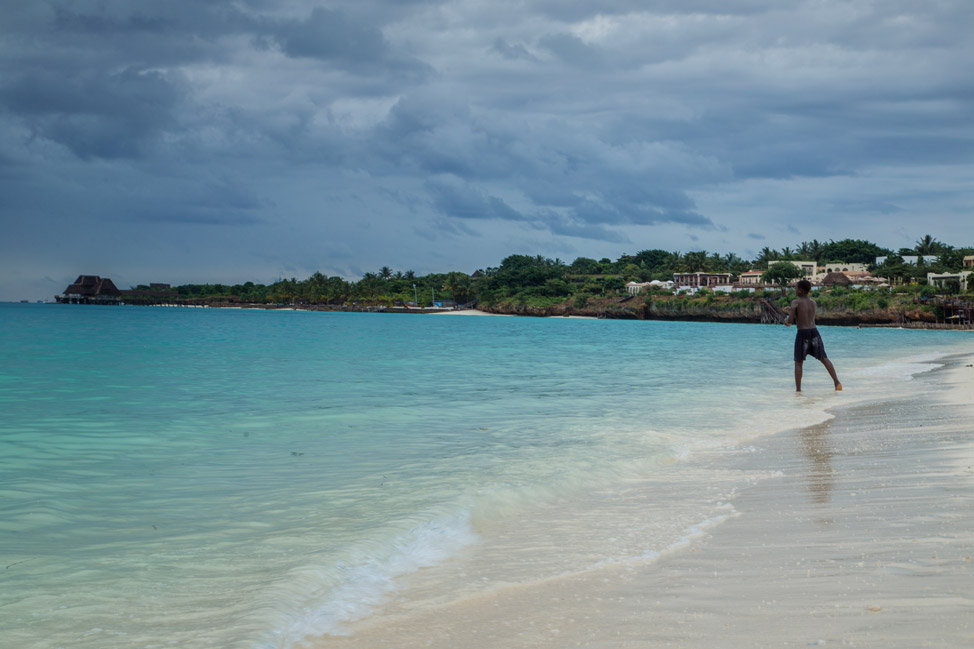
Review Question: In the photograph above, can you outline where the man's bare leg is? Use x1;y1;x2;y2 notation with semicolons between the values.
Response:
820;357;842;390
795;361;803;392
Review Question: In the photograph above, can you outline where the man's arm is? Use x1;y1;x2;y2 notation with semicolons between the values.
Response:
783;299;798;326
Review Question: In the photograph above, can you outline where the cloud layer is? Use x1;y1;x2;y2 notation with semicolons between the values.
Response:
2;0;972;299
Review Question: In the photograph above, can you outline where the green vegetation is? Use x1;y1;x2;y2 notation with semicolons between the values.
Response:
762;261;805;286
150;235;973;315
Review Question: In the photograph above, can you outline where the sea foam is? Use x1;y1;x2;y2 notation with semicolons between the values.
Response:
258;510;479;647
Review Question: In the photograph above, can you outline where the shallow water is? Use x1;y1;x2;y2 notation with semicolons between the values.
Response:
0;303;968;648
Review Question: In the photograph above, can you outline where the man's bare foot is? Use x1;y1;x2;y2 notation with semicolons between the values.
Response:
835;383;843;391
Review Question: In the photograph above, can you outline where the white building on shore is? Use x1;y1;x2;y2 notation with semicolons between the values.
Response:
775;260;817;277
738;270;764;286
626;280;673;295
927;271;974;292
875;255;938;266
813;262;870;283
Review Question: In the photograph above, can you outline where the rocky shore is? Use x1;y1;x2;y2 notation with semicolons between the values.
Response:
477;295;972;329
204;297;972;329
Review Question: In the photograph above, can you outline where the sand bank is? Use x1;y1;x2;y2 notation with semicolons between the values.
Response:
313;355;974;648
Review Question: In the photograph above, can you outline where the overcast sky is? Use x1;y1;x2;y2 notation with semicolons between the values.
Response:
2;1;972;300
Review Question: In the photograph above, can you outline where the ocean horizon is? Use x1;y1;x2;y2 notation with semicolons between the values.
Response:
1;302;969;648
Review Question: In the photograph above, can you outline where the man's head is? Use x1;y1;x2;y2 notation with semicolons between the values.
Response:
796;279;812;296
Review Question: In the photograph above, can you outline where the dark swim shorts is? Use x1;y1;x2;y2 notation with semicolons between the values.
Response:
794;328;827;362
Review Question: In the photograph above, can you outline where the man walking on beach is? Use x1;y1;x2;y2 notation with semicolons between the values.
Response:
784;279;842;392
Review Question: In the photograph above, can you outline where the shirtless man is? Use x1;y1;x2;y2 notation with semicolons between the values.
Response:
784;279;842;392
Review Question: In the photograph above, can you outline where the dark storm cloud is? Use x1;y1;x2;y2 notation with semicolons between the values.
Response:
489;38;537;62
273;6;431;78
426;179;631;244
427;179;525;222
130;176;268;226
538;33;605;68
532;0;773;21
827;199;903;215
537;211;631;244
1;66;184;159
52;7;174;35
2;0;973;301
44;2;256;64
278;7;387;63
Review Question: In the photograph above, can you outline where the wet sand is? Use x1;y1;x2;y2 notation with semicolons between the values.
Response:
313;356;974;648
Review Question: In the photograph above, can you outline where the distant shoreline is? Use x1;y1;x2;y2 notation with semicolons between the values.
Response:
194;301;974;329
19;300;972;330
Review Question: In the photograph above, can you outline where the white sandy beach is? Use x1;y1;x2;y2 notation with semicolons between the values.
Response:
313;354;974;648
430;309;512;316
432;308;597;319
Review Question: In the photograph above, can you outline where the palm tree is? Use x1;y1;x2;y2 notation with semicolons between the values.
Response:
684;251;708;272
379;266;393;279
444;272;473;304
404;270;416;280
667;251;685;272
756;247;777;265
915;234;942;256
780;246;794;260
808;239;824;262
723;252;743;272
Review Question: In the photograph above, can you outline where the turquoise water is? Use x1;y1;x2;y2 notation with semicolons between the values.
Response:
0;303;969;648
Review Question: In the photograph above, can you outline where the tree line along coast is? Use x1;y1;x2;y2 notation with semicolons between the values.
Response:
58;236;974;327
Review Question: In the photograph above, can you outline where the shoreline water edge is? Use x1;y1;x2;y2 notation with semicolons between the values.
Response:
101;301;974;329
311;352;974;649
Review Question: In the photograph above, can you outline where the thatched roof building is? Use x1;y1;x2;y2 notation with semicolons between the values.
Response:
821;271;852;287
57;275;123;304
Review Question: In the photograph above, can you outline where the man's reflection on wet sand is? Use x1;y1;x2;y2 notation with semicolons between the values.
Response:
798;421;836;523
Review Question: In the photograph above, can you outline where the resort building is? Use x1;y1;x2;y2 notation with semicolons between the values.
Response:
673;272;732;288
812;263;876;286
626;281;651;295
773;260;817;277
927;271;974;292
824;262;868;273
626;280;673;295
875;255;939;266
56;275;123;305
964;256;974;268
737;270;764;286
815;262;867;280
